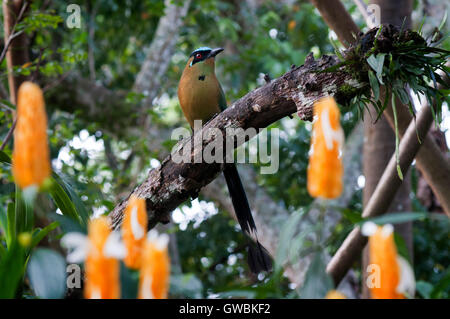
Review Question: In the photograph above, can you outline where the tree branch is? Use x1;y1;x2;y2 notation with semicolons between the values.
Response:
107;52;361;229
309;0;360;46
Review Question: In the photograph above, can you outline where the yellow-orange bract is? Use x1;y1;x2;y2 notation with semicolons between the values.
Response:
325;290;346;299
367;224;403;299
84;217;120;299
12;82;51;189
138;231;170;299
122;195;148;269
307;96;344;199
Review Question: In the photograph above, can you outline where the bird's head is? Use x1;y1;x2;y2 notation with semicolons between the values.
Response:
187;47;224;69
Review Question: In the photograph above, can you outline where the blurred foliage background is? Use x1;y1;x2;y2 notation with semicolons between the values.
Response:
0;0;449;298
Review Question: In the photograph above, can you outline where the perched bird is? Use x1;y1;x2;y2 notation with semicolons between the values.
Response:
178;47;272;273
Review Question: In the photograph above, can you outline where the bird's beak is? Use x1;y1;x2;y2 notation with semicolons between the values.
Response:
207;48;224;59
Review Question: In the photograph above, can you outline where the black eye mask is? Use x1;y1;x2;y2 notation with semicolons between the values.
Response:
189;50;211;66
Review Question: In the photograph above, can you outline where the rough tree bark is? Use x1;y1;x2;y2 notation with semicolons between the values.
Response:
107;52;364;229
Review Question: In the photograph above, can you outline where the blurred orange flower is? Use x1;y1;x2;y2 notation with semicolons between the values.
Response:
362;222;415;299
325;290;346;299
307;96;344;199
12;82;51;189
84;217;121;299
122;195;148;269
288;20;296;31
138;230;170;299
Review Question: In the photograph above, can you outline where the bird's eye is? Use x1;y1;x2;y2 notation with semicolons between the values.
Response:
196;53;202;59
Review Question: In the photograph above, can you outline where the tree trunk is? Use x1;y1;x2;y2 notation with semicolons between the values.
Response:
362;0;413;299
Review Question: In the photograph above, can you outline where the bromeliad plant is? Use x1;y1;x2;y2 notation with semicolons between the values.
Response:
342;23;449;123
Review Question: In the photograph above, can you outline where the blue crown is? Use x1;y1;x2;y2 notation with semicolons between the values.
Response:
190;47;212;57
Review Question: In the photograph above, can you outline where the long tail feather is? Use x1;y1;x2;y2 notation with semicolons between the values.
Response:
223;164;272;272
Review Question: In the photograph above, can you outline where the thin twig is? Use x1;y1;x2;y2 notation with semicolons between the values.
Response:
0;117;17;150
0;1;29;66
0;30;25;65
31;47;45;82
42;71;72;92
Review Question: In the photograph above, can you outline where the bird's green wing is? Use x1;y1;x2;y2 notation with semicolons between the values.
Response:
218;83;227;111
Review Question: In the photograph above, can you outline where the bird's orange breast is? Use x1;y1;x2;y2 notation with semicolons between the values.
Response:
178;60;222;128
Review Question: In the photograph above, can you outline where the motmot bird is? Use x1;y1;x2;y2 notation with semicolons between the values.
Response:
178;47;272;273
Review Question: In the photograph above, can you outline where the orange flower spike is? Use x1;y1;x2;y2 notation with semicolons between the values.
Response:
307;96;344;199
138;230;170;299
365;223;401;299
362;222;415;299
325;290;347;299
122;195;148;269
84;217;120;299
12;82;51;189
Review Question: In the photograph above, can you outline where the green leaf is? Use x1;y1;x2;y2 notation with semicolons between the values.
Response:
48;178;81;223
22;185;39;206
170;273;204;299
55;176;90;225
0;204;8;241
27;248;67;299
416;281;433;299
368;70;380;101
430;268;450;299
340;208;363;224
0;99;16;111
275;211;303;271
50;213;86;234
360;212;428;226
299;252;334;298
367;53;386;84
0;244;6;262
119;261;139;299
15;186;34;234
0;241;26;298
0;150;12;164
391;95;403;180
438;11;447;31
30;221;59;249
394;232;411;262
6;202;15;248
